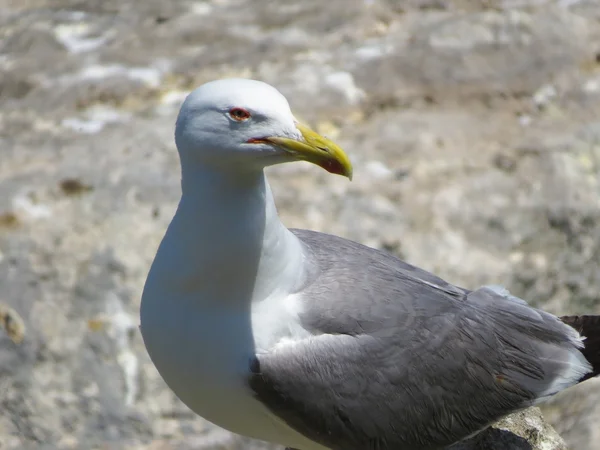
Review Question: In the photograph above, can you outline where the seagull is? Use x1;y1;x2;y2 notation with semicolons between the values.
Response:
140;78;600;450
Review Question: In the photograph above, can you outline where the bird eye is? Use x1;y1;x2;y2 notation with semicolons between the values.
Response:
229;107;251;121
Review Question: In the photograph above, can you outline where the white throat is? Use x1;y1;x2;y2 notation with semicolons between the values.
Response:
146;165;307;308
140;166;320;448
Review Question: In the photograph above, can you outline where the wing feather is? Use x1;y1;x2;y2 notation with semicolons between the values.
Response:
248;230;591;450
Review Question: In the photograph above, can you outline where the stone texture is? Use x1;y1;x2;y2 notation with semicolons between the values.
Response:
450;408;567;450
1;0;599;449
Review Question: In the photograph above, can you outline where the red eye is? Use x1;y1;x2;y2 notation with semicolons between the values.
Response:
229;107;251;121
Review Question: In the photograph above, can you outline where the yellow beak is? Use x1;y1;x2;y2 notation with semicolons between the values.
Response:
265;123;353;180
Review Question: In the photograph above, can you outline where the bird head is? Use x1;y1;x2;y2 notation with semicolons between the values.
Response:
174;78;353;179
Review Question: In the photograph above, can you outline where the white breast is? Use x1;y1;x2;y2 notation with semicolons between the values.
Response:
251;292;313;352
140;289;325;450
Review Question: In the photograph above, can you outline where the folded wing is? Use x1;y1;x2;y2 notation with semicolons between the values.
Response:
248;230;591;450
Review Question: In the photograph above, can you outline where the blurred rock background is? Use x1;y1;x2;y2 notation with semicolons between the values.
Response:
1;0;599;449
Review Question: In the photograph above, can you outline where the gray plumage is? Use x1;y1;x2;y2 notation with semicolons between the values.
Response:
249;229;593;450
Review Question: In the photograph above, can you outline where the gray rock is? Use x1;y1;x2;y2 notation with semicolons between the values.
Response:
450;408;567;450
1;0;599;449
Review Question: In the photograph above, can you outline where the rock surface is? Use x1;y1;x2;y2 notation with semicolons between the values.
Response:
451;408;566;450
1;0;599;449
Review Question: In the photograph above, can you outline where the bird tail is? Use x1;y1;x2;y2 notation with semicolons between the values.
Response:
561;315;600;382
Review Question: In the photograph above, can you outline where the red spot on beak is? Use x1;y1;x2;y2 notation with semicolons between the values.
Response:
321;158;346;176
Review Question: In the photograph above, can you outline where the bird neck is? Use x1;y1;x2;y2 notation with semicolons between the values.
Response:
154;165;307;306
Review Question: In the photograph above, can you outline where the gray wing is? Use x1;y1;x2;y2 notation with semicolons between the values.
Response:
248;229;590;450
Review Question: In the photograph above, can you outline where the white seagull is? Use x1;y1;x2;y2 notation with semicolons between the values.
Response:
140;78;600;450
